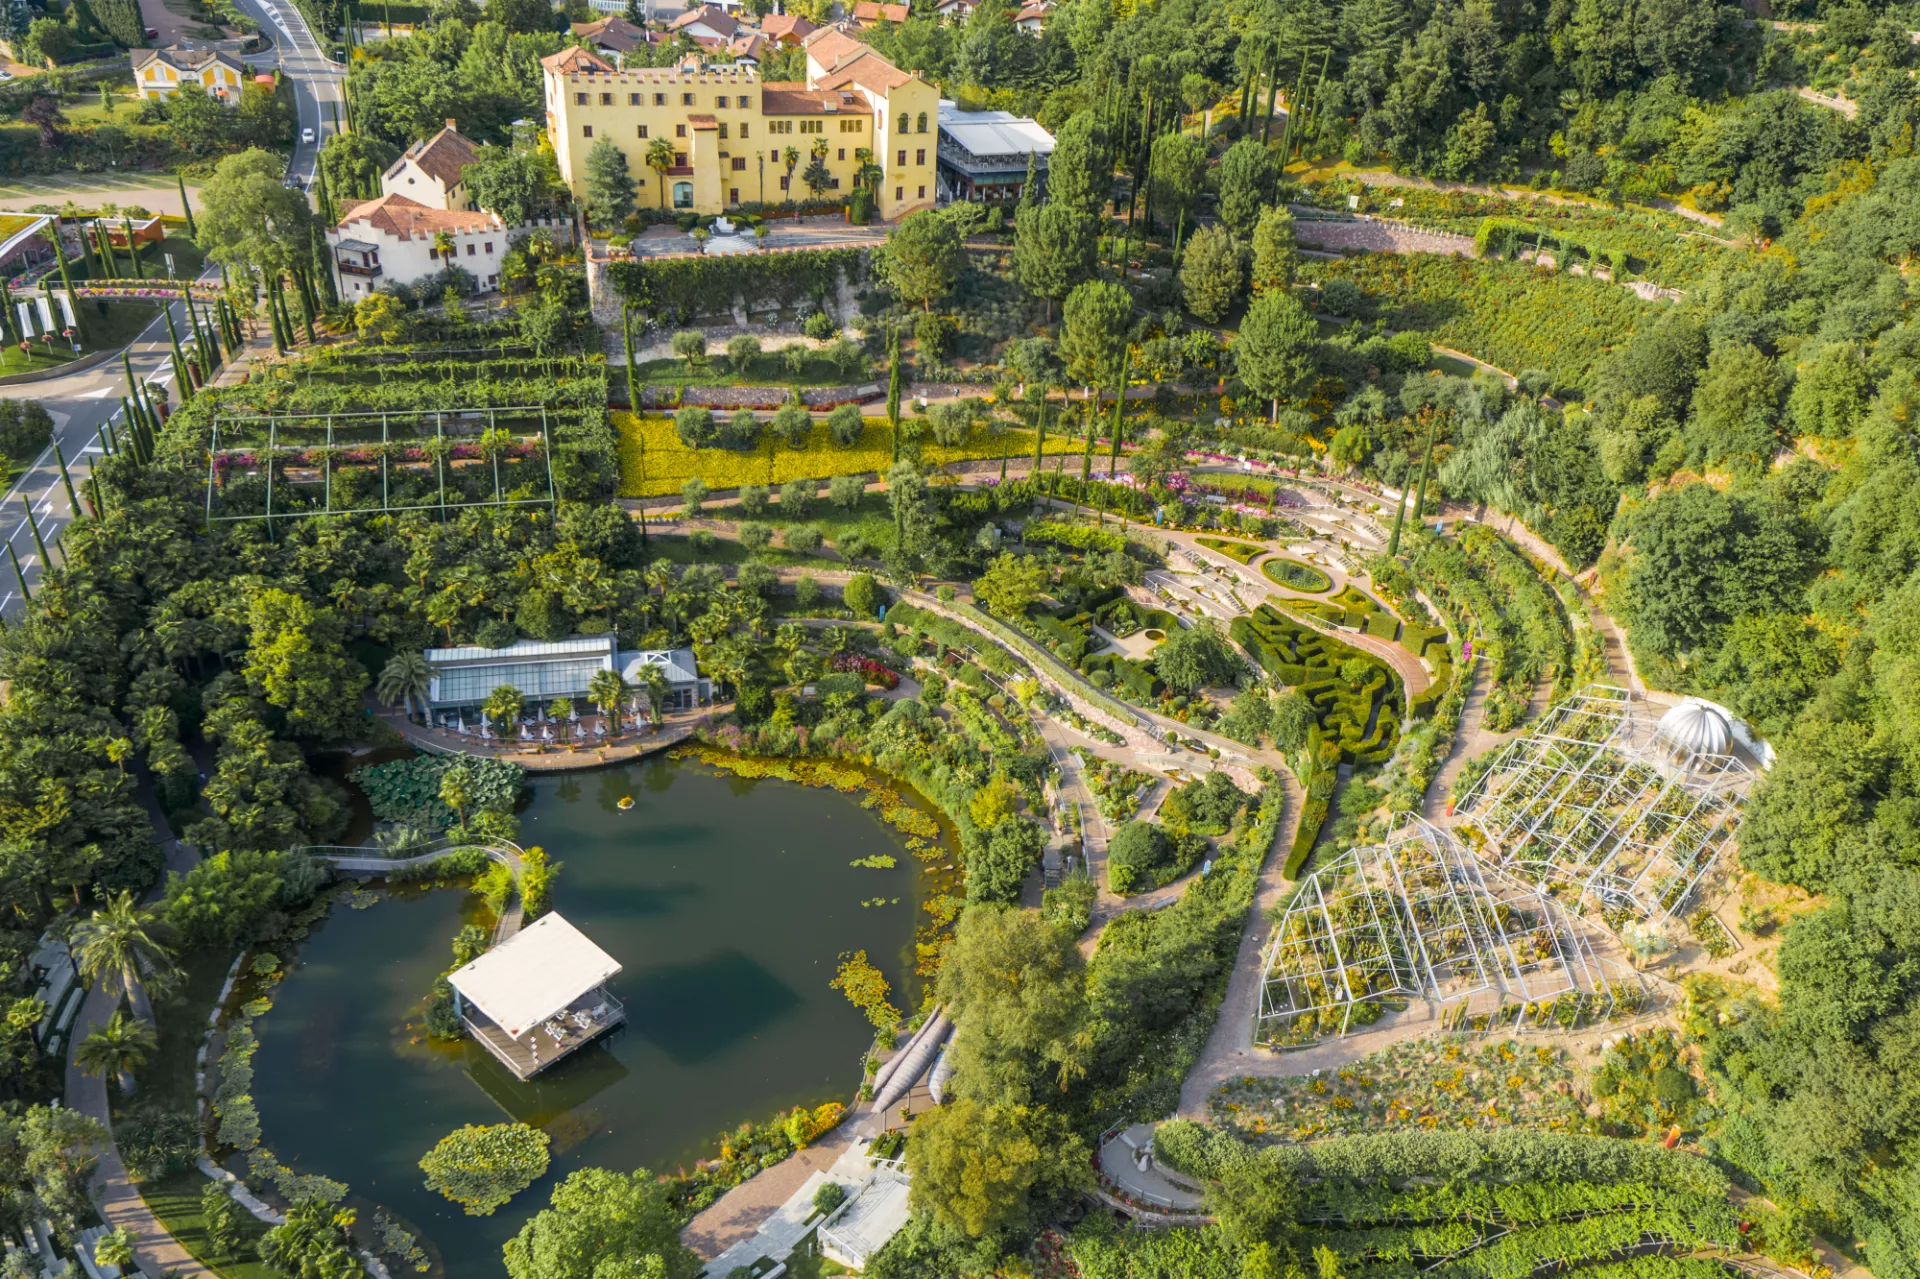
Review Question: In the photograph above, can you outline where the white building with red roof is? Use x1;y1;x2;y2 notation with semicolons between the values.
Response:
326;194;510;299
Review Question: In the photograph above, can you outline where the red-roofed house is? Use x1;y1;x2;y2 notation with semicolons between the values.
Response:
666;5;739;42
758;12;818;44
381;120;482;210
850;1;909;25
326;195;510;298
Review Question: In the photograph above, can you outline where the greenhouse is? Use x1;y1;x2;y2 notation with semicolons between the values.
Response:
1255;818;1618;1048
1451;686;1754;922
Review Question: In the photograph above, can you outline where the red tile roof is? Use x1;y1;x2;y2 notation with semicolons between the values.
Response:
814;48;911;94
852;1;909;21
388;122;479;190
541;46;614;74
759;12;818;41
335;194;503;239
667;4;739;36
759;84;862;114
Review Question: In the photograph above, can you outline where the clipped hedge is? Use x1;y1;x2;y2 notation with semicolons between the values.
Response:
1284;764;1338;878
1232;604;1401;765
1363;611;1400;642
608;247;866;322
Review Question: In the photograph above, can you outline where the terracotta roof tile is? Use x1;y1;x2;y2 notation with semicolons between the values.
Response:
759;12;818;40
667;4;738;36
386;123;479;190
541;46;614;74
334;194;504;240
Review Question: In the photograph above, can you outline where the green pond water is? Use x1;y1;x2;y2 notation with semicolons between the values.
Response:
249;754;937;1275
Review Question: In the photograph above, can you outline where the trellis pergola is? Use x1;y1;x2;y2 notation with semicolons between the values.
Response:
204;406;557;527
1452;685;1753;922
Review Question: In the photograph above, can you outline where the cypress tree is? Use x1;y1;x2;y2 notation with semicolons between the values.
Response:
1031;392;1046;485
178;173;197;239
8;542;30;604
1411;413;1438;534
55;443;85;520
0;274;17;346
163;304;192;398
20;497;48;569
123;216;142;277
886;333;902;463
44;227;88;344
1108;347;1129;480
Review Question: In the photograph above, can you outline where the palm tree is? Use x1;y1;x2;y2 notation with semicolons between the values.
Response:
782;145;801;196
549;697;575;745
588;669;631;734
483;683;525;735
76;1011;155;1095
432;230;455;266
639;667;670;730
377;651;434;721
645;137;676;208
72;892;178;1025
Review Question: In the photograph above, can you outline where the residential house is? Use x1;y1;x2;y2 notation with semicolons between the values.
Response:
666;4;739;46
381;120;481;211
758;12;818;43
541;42;939;218
850;1;909;25
933;0;976;21
326;194;509;298
726;33;768;64
130;46;248;104
934;101;1053;202
571;14;655;57
1013;0;1051;33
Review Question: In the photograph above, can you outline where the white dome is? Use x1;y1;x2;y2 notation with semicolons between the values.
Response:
1657;701;1731;757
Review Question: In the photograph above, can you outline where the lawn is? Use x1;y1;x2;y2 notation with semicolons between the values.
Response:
79;235;207;284
1260;557;1333;592
140;1171;279;1279
0;299;166;373
642;531;838;567
1195;535;1266;564
615;412;1077;498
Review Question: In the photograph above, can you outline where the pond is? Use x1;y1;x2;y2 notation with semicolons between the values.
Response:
249;753;936;1275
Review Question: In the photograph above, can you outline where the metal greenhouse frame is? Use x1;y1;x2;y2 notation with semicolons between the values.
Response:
1452;685;1753;922
1255;817;1620;1048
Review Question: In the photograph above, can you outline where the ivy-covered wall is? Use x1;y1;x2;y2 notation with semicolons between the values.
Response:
605;248;868;326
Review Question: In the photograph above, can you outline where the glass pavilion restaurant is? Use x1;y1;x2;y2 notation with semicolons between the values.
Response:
422;635;712;723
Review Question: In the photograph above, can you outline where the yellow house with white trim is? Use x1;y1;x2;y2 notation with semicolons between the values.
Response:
131;46;249;106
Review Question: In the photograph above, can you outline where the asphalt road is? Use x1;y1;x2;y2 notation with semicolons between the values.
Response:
1;0;340;618
231;0;344;185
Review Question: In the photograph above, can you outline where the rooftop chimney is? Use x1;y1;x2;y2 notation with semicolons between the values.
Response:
445;118;456;129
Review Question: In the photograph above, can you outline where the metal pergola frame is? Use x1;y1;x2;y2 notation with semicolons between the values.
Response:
1453;686;1753;921
205;407;557;526
1255;817;1620;1049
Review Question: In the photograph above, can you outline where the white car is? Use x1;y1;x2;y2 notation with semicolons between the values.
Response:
301;127;316;144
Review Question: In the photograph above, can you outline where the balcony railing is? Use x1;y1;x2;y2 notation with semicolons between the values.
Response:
336;261;383;277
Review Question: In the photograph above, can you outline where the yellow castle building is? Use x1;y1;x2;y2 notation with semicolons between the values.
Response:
540;26;940;221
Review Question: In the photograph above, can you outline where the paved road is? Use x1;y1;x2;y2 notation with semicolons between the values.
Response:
0;289;216;618
230;0;343;185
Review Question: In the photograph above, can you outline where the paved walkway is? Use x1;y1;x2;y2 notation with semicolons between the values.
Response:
64;841;214;1279
682;1112;866;1262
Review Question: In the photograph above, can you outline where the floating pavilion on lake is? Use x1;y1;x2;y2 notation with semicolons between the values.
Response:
447;913;625;1080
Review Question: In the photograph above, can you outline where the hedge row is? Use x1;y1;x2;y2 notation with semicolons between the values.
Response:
1232;604;1401;765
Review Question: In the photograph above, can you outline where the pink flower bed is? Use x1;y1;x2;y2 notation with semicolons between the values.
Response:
830;653;899;689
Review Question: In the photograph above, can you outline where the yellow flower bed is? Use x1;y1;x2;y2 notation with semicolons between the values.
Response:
613;412;1083;498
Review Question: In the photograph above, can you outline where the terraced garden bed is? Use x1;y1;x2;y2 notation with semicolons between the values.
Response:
1261;557;1333;592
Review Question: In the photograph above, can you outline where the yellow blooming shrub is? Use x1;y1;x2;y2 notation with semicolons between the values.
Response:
613;413;1082;497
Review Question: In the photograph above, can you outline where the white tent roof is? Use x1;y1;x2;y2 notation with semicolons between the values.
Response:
447;913;621;1040
936;102;1055;157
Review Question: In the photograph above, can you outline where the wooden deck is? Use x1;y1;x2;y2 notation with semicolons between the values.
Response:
463;988;625;1080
